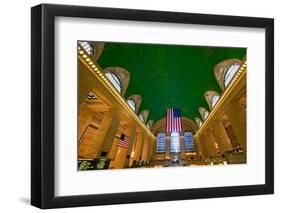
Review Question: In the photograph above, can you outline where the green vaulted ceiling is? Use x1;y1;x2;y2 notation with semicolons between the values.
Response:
97;42;246;123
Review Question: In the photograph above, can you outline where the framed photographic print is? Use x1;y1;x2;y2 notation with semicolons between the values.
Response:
31;3;274;209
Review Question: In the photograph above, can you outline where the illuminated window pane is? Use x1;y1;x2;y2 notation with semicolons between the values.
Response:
139;114;145;122
105;72;122;93
204;111;209;120
211;95;220;108
184;132;195;152
170;132;180;153
127;99;136;112
224;63;240;87
156;133;166;153
78;41;94;56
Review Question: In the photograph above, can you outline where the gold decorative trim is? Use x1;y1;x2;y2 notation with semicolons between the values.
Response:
195;60;247;137
78;45;155;139
214;58;242;90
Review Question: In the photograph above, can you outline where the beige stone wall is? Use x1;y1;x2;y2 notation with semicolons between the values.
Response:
193;68;247;163
149;64;247;164
78;60;154;169
78;53;247;168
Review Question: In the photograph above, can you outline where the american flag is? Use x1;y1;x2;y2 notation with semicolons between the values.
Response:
118;133;131;148
166;108;182;132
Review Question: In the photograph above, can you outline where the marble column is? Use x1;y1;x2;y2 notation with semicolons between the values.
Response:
141;136;150;161
214;120;233;154
208;128;220;157
193;134;202;159
108;136;118;155
113;122;137;169
147;138;153;161
97;109;121;158
78;102;95;141
78;124;98;157
83;106;121;159
165;135;170;159
133;131;144;161
124;132;138;167
180;135;185;160
198;131;210;159
225;99;246;152
150;138;157;160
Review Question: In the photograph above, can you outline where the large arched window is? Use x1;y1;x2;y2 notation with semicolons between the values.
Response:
127;99;136;112
184;132;195;152
170;132;180;153
78;41;94;56
204;91;220;110
204;111;209;120
199;107;209;121
105;72;122;93
214;59;242;90
146;120;154;129
195;117;202;128
139;113;145;122
211;95;220;108
156;133;166;153
138;110;149;123
224;63;240;87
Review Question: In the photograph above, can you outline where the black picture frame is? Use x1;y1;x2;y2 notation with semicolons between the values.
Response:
31;3;274;209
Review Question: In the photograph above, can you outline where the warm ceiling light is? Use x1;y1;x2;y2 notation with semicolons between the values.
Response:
85;58;90;62
82;54;87;58
78;50;84;54
88;61;93;65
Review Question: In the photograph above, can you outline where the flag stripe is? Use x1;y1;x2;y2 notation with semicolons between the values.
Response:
167;109;170;132
170;109;172;132
118;133;131;148
166;108;182;132
166;110;167;131
167;108;169;132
